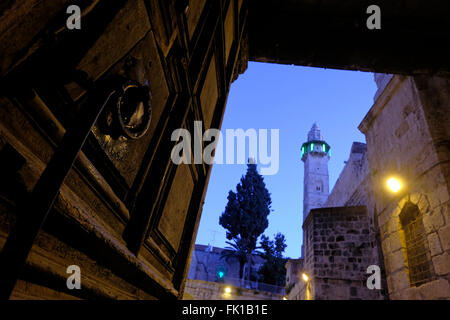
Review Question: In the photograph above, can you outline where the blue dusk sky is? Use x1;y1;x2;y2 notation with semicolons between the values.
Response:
194;62;377;259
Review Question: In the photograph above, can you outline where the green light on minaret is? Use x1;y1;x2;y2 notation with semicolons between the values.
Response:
322;144;326;152
311;143;314;151
302;147;305;156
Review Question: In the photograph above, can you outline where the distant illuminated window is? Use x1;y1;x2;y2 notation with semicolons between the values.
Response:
322;144;326;152
311;143;314;151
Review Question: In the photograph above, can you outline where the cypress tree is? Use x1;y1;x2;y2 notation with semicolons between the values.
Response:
219;162;272;281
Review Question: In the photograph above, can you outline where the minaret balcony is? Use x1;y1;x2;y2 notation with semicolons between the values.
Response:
301;140;331;161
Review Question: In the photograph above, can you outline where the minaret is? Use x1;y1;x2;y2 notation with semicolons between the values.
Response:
301;123;330;222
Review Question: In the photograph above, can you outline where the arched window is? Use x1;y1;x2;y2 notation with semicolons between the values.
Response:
399;202;434;287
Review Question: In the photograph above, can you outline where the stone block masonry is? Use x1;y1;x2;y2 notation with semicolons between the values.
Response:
302;206;384;300
183;280;284;300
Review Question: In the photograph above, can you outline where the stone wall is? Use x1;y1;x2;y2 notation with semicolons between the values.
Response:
323;141;389;299
302;206;384;300
359;75;450;299
325;142;369;208
285;258;304;300
188;244;265;282
374;74;394;102
183;280;283;300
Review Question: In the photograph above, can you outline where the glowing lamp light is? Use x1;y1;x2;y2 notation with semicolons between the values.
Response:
387;177;402;193
216;266;226;280
224;287;232;294
301;273;309;282
282;296;288;300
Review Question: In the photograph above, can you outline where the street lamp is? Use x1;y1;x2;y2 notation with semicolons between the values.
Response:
301;272;312;300
301;272;309;282
222;286;232;299
386;177;402;193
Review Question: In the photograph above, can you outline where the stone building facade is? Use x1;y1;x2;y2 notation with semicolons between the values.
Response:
359;74;450;299
301;206;384;300
285;258;304;299
287;73;450;300
325;142;370;208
